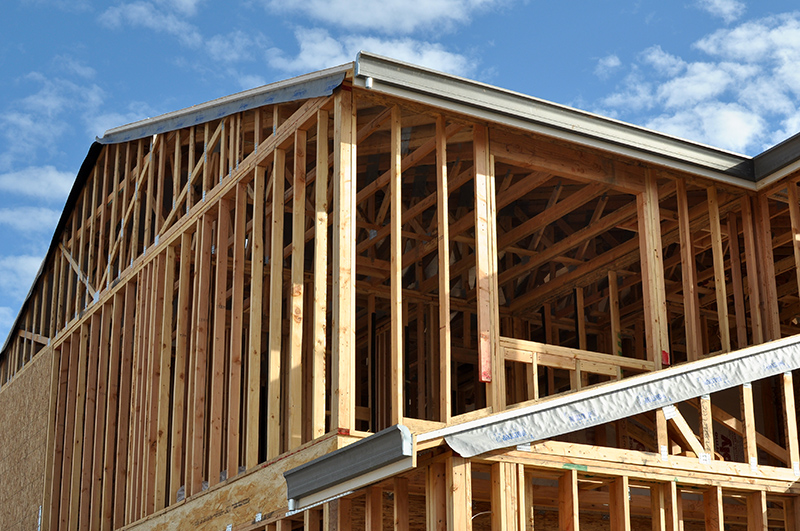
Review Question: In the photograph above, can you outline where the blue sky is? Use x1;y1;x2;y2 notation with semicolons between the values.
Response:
1;0;799;341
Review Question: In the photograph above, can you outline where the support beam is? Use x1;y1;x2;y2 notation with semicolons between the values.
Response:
559;468;579;531
637;171;668;370
436;115;452;423
390;106;404;425
289;129;307;449
331;87;356;432
609;476;630;531
677;180;702;360
707;186;731;353
268;148;286;459
312;110;329;439
745;490;768;531
703;486;724;531
247;167;265;467
447;455;472;531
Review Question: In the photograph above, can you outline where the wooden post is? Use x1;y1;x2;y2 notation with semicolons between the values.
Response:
312;110;329;439
676;180;703;360
491;461;519;531
268;148;286;459
190;213;214;494
332;87;356;432
747;490;767;531
703;486;724;531
427;462;447;531
609;476;630;531
740;196;764;344
389;106;404;425
707;186;731;353
246;166;265;467
289;129;307;449
227;183;246;477
637;171;667;369
726;212;748;348
740;382;758;470
394;477;409;531
366;485;383;531
559;468;579;531
699;394;714;462
435;115;452;423
782;371;800;474
447;454;472;531
473;124;502;408
170;231;192;502
155;244;175;509
755;194;780;340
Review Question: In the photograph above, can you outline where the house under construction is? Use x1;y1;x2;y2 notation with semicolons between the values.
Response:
4;52;800;530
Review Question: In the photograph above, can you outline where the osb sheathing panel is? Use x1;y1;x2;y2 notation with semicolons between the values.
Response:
0;349;53;530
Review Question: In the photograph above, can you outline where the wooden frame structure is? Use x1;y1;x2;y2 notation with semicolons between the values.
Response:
3;52;800;530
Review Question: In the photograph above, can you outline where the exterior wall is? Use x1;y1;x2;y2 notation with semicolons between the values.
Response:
0;347;52;530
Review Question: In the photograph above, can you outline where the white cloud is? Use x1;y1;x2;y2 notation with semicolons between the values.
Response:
156;0;203;16
696;0;745;23
54;55;96;79
640;46;685;76
267;27;474;76
99;1;203;48
263;0;502;34
646;102;765;154
207;31;267;64
0;166;74;203
0;255;45;301
598;12;800;155
594;54;621;79
0;207;61;235
0;307;15;344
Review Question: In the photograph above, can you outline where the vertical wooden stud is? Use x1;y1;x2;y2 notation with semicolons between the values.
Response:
312;110;329;439
289;129;307;449
268;148;286;459
558;468;579;531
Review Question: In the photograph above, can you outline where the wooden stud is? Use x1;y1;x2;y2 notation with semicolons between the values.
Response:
785;496;800;531
447;454;472;531
68;323;90;530
394;476;409;531
725;212;748;348
170;231;192;502
609;475;630;531
390;106;404;425
331;88;356;432
58;335;77;530
48;341;70;531
426;462;446;531
227;183;246;477
491;461;519;531
312;110;329;439
782;371;800;473
677;179;703;360
155;244;175;509
559;468;579;531
435;115;452;423
741;196;764;344
190;213;214;495
366;485;383;531
114;282;136;528
88;303;111;528
747;490;767;530
755;194;780;340
289;129;307;449
100;291;124;529
210;198;231;486
247;166;265;467
707;186;731;353
703;485;724;531
699;394;714;461
637;170;667;369
268;148;286;459
741;382;759;470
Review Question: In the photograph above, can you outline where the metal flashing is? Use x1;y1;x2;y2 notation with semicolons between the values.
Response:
284;425;413;511
97;65;349;145
354;52;755;184
418;334;800;458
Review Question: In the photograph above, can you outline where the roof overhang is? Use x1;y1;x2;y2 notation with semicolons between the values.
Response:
353;52;757;188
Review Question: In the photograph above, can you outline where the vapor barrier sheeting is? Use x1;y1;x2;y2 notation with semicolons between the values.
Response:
418;335;800;458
